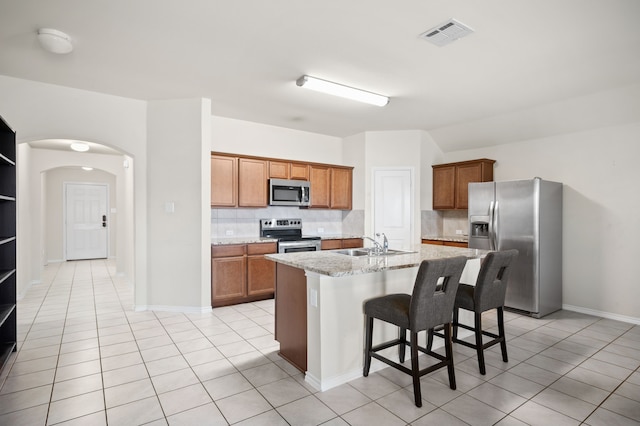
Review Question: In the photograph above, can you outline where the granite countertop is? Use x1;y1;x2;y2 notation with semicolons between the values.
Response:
211;237;277;245
212;235;362;245
265;244;489;277
422;235;469;243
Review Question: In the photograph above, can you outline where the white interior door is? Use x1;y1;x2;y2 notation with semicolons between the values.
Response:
373;168;413;250
65;183;108;260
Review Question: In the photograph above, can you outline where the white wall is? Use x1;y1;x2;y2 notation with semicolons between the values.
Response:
211;116;342;164
146;99;211;311
0;75;146;303
443;125;640;321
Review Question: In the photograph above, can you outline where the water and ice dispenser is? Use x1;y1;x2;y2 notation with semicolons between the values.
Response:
470;218;489;237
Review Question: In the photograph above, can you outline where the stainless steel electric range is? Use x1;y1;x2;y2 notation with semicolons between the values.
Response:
259;218;321;253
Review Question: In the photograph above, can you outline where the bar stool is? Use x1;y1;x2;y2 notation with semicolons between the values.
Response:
430;249;518;375
363;256;467;407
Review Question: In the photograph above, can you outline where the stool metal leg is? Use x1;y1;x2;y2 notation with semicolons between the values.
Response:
410;331;422;407
443;323;456;390
474;312;486;375
452;308;459;340
497;307;508;362
363;316;373;376
399;327;407;363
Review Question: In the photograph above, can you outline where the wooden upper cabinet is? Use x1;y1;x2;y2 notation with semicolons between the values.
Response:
330;167;352;210
432;165;456;210
309;165;331;208
268;161;309;180
433;159;495;210
290;163;309;180
238;158;268;207
268;161;289;179
211;155;238;207
212;152;353;210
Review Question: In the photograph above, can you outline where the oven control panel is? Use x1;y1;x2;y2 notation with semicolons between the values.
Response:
260;218;302;229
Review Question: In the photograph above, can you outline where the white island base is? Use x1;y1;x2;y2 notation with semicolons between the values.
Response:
303;260;480;391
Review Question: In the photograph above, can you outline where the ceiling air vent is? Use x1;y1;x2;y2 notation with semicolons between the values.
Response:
419;18;474;47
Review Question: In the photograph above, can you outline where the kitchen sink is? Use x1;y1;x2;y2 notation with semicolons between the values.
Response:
334;248;415;257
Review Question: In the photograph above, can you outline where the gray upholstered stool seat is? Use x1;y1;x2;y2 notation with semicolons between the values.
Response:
431;249;518;375
363;256;467;407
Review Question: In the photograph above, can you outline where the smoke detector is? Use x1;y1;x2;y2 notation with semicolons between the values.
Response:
419;19;474;47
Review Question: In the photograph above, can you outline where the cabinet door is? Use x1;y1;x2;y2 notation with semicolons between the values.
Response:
432;165;456;210
320;240;342;250
238;158;268;207
211;155;238;207
330;168;352;210
211;256;246;304
455;163;482;210
269;161;289;179
247;255;276;296
341;238;363;249
309;165;330;208
290;163;309;180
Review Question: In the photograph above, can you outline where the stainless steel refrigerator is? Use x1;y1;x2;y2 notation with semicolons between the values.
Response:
468;178;563;318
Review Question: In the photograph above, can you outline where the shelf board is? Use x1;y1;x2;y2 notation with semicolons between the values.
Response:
0;236;16;245
0;153;15;166
0;304;15;327
0;341;17;371
0;269;16;285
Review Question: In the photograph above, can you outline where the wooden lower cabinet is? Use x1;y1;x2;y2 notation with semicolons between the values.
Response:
320;238;363;250
422;239;468;248
212;242;276;307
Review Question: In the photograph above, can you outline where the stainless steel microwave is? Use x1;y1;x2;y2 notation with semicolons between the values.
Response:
269;179;310;207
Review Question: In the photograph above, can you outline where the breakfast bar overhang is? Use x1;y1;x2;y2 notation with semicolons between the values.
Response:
266;245;490;391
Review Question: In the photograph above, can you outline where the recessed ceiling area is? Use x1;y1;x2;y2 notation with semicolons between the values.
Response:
27;139;122;155
1;1;640;152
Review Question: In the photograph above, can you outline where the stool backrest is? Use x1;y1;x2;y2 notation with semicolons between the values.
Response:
474;249;519;312
409;256;467;331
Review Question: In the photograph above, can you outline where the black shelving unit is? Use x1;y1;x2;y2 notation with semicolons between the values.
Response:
0;115;17;372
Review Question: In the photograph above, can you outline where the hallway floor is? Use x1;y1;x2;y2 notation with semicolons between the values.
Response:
0;259;639;425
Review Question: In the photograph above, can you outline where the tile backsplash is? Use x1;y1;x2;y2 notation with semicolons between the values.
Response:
211;207;363;238
421;210;468;237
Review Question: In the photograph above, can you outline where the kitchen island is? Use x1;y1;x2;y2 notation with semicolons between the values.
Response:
266;244;490;391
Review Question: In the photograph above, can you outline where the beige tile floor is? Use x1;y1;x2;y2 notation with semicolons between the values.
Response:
0;259;639;425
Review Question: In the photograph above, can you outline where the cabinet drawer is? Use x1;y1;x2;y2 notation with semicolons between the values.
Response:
247;242;277;255
341;238;363;249
321;240;342;250
211;244;246;258
422;239;445;246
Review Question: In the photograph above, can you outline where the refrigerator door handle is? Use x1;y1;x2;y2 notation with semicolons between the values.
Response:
493;201;499;250
489;201;495;250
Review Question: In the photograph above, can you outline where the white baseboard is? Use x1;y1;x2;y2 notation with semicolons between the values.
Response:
46;259;65;264
563;304;640;326
134;305;213;314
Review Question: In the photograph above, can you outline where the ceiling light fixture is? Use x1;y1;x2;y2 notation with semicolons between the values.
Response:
70;142;89;152
37;28;73;54
296;75;389;107
81;167;93;171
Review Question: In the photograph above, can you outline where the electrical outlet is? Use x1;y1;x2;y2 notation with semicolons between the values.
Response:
317;227;324;233
225;230;234;236
455;229;463;235
309;289;318;307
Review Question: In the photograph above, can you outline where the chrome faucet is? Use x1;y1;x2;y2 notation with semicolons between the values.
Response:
363;236;384;254
376;233;389;253
364;233;388;254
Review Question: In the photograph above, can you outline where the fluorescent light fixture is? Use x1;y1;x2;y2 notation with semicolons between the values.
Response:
81;166;93;171
70;142;89;152
296;75;389;107
37;28;73;54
